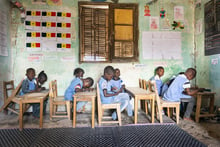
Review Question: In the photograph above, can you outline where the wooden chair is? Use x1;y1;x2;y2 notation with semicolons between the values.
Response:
97;83;121;126
49;80;71;120
149;81;180;124
3;80;15;103
0;79;24;114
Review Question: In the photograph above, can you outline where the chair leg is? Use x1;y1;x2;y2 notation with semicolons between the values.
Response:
158;106;163;123
167;108;170;117
66;101;71;120
176;105;180;124
116;106;121;126
98;108;103;126
50;100;53;120
145;101;148;114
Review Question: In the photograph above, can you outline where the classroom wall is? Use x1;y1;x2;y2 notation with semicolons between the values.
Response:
0;0;203;107
195;0;220;106
0;0;11;106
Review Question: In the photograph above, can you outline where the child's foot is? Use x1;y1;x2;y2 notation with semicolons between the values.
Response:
183;117;194;122
77;105;86;113
112;112;117;120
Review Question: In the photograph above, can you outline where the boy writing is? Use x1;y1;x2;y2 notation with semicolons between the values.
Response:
163;68;204;121
98;66;132;120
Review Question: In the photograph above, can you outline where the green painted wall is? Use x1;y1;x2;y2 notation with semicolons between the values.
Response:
195;0;220;105
1;0;200;106
0;0;11;106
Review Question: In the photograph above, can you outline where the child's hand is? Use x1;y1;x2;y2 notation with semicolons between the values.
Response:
36;88;42;92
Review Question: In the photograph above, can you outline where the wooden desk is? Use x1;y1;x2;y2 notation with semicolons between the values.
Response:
18;90;49;130
195;92;216;123
125;87;155;124
73;90;96;128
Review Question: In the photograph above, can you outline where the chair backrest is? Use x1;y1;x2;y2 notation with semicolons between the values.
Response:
148;81;161;104
139;78;142;88
142;79;147;90
49;80;58;99
96;83;102;108
3;80;15;102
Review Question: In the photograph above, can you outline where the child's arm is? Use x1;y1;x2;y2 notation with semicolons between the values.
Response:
103;89;120;97
184;87;205;96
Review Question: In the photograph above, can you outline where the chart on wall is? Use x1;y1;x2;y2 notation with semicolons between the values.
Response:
24;9;72;52
204;0;220;56
142;31;182;60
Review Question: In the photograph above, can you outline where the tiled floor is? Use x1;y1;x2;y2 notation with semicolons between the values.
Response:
0;110;220;147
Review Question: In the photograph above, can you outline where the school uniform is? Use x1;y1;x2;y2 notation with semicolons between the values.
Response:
20;78;47;117
99;76;133;120
109;78;125;92
64;77;86;111
150;74;163;96
163;74;195;118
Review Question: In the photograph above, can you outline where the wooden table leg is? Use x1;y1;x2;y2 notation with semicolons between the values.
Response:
39;99;44;128
151;96;155;123
209;95;215;114
19;101;23;131
92;97;95;128
73;98;77;128
195;95;202;123
134;97;138;124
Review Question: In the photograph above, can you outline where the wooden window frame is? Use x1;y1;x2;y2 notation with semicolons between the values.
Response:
78;2;139;63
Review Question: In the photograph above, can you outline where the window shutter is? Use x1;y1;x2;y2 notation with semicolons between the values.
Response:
79;4;109;62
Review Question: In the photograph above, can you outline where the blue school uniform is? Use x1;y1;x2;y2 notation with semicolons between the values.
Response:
163;74;192;102
20;78;36;96
150;75;163;96
20;78;46;117
109;78;124;92
99;76;114;104
64;77;83;101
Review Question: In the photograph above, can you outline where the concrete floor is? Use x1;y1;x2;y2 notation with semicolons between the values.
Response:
0;109;220;147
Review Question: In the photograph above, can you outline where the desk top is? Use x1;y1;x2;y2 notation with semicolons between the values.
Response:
125;87;155;96
19;90;49;99
197;92;216;95
74;90;96;97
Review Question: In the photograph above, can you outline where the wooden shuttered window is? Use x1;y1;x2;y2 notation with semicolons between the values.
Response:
109;4;138;62
79;2;138;63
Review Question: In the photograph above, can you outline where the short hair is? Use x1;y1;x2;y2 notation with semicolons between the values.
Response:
38;70;47;81
115;68;120;72
104;66;114;75
73;68;84;76
26;68;35;74
86;77;94;87
154;66;164;75
185;68;197;77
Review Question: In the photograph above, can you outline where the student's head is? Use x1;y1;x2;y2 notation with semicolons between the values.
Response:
73;68;84;78
104;66;115;81
185;68;197;80
155;66;164;77
83;77;94;88
26;68;36;81
37;71;47;85
114;68;120;79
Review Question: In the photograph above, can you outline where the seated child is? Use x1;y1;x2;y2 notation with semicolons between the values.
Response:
161;72;184;97
149;66;164;96
98;66;133;120
36;70;48;90
20;68;47;118
109;68;125;93
163;68;204;121
64;68;94;112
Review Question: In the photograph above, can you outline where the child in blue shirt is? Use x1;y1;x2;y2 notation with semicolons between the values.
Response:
109;68;125;93
98;66;133;120
20;68;47;118
163;68;204;121
64;68;94;112
149;66;164;96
